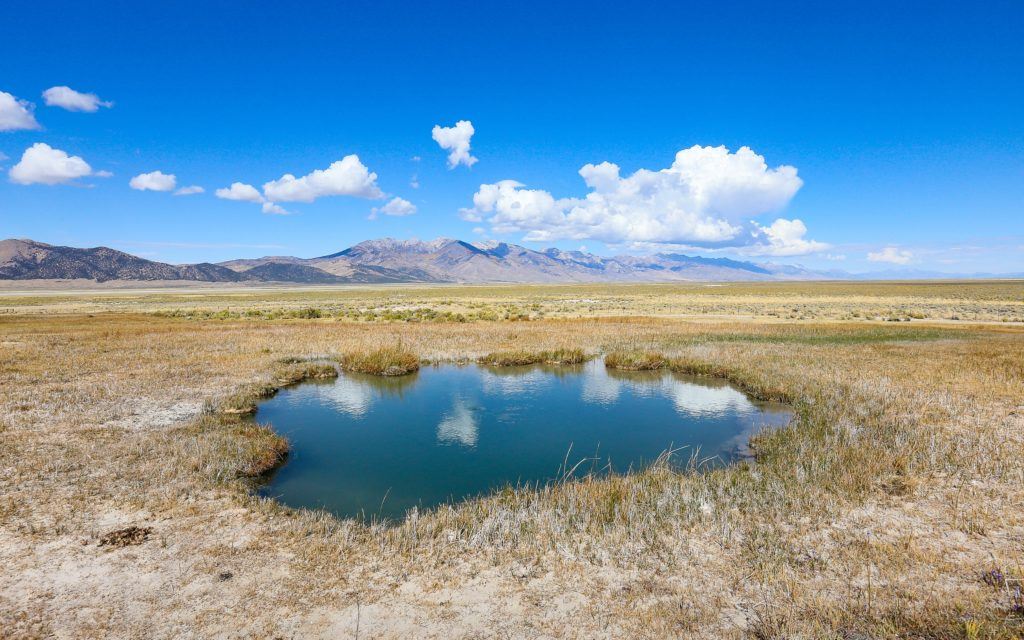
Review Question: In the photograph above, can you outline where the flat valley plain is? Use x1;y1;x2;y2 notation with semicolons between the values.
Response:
2;280;1023;639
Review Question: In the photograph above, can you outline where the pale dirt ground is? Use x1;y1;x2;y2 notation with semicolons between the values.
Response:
1;284;1023;639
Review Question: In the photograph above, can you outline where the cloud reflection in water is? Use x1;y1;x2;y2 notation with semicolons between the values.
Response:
315;376;376;418
580;360;762;419
437;396;479;447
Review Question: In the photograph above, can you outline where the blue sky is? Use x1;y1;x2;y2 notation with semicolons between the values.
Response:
1;0;1021;273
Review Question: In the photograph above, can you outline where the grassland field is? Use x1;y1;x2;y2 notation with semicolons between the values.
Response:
1;280;1023;639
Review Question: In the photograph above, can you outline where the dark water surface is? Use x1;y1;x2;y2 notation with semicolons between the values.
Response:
256;360;791;521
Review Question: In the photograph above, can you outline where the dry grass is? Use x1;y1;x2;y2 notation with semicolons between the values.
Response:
478;347;589;366
272;360;338;385
3;280;1024;324
1;284;1023;638
604;349;668;370
337;344;421;376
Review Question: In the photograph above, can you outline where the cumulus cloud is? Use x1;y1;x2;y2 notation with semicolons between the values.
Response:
261;202;290;215
42;86;113;112
9;142;93;185
432;120;478;168
262;155;383;202
369;196;417;219
215;182;264;203
0;91;40;131
173;185;204;196
461;145;821;254
867;246;913;265
129;170;176;192
747;218;830;256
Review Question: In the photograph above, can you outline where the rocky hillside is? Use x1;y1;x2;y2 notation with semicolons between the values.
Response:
0;239;244;282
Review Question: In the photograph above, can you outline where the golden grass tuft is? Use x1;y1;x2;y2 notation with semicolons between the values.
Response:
604;349;667;370
478;347;588;366
271;361;338;385
337;344;420;376
233;422;290;477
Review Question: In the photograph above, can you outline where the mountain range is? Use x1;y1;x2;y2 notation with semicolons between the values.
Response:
1;238;1017;284
0;237;847;284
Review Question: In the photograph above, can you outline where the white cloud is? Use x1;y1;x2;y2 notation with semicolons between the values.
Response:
410;173;419;189
129;170;176;192
42;86;113;112
0;91;40;131
431;120;478;168
370;196;417;219
215;182;264;203
461;145;819;253
262;155;383;202
94;170;113;178
9;142;93;185
174;185;204;196
262;202;290;215
867;247;913;265
746;218;830;256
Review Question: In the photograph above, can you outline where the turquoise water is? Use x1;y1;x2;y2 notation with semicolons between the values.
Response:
255;360;791;521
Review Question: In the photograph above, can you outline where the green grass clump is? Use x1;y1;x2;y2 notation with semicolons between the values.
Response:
479;348;588;366
603;350;667;371
337;345;420;376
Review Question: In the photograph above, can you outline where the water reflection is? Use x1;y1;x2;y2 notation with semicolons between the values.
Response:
316;376;376;418
661;375;751;417
578;362;761;421
308;371;420;418
256;360;792;521
437;396;479;447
